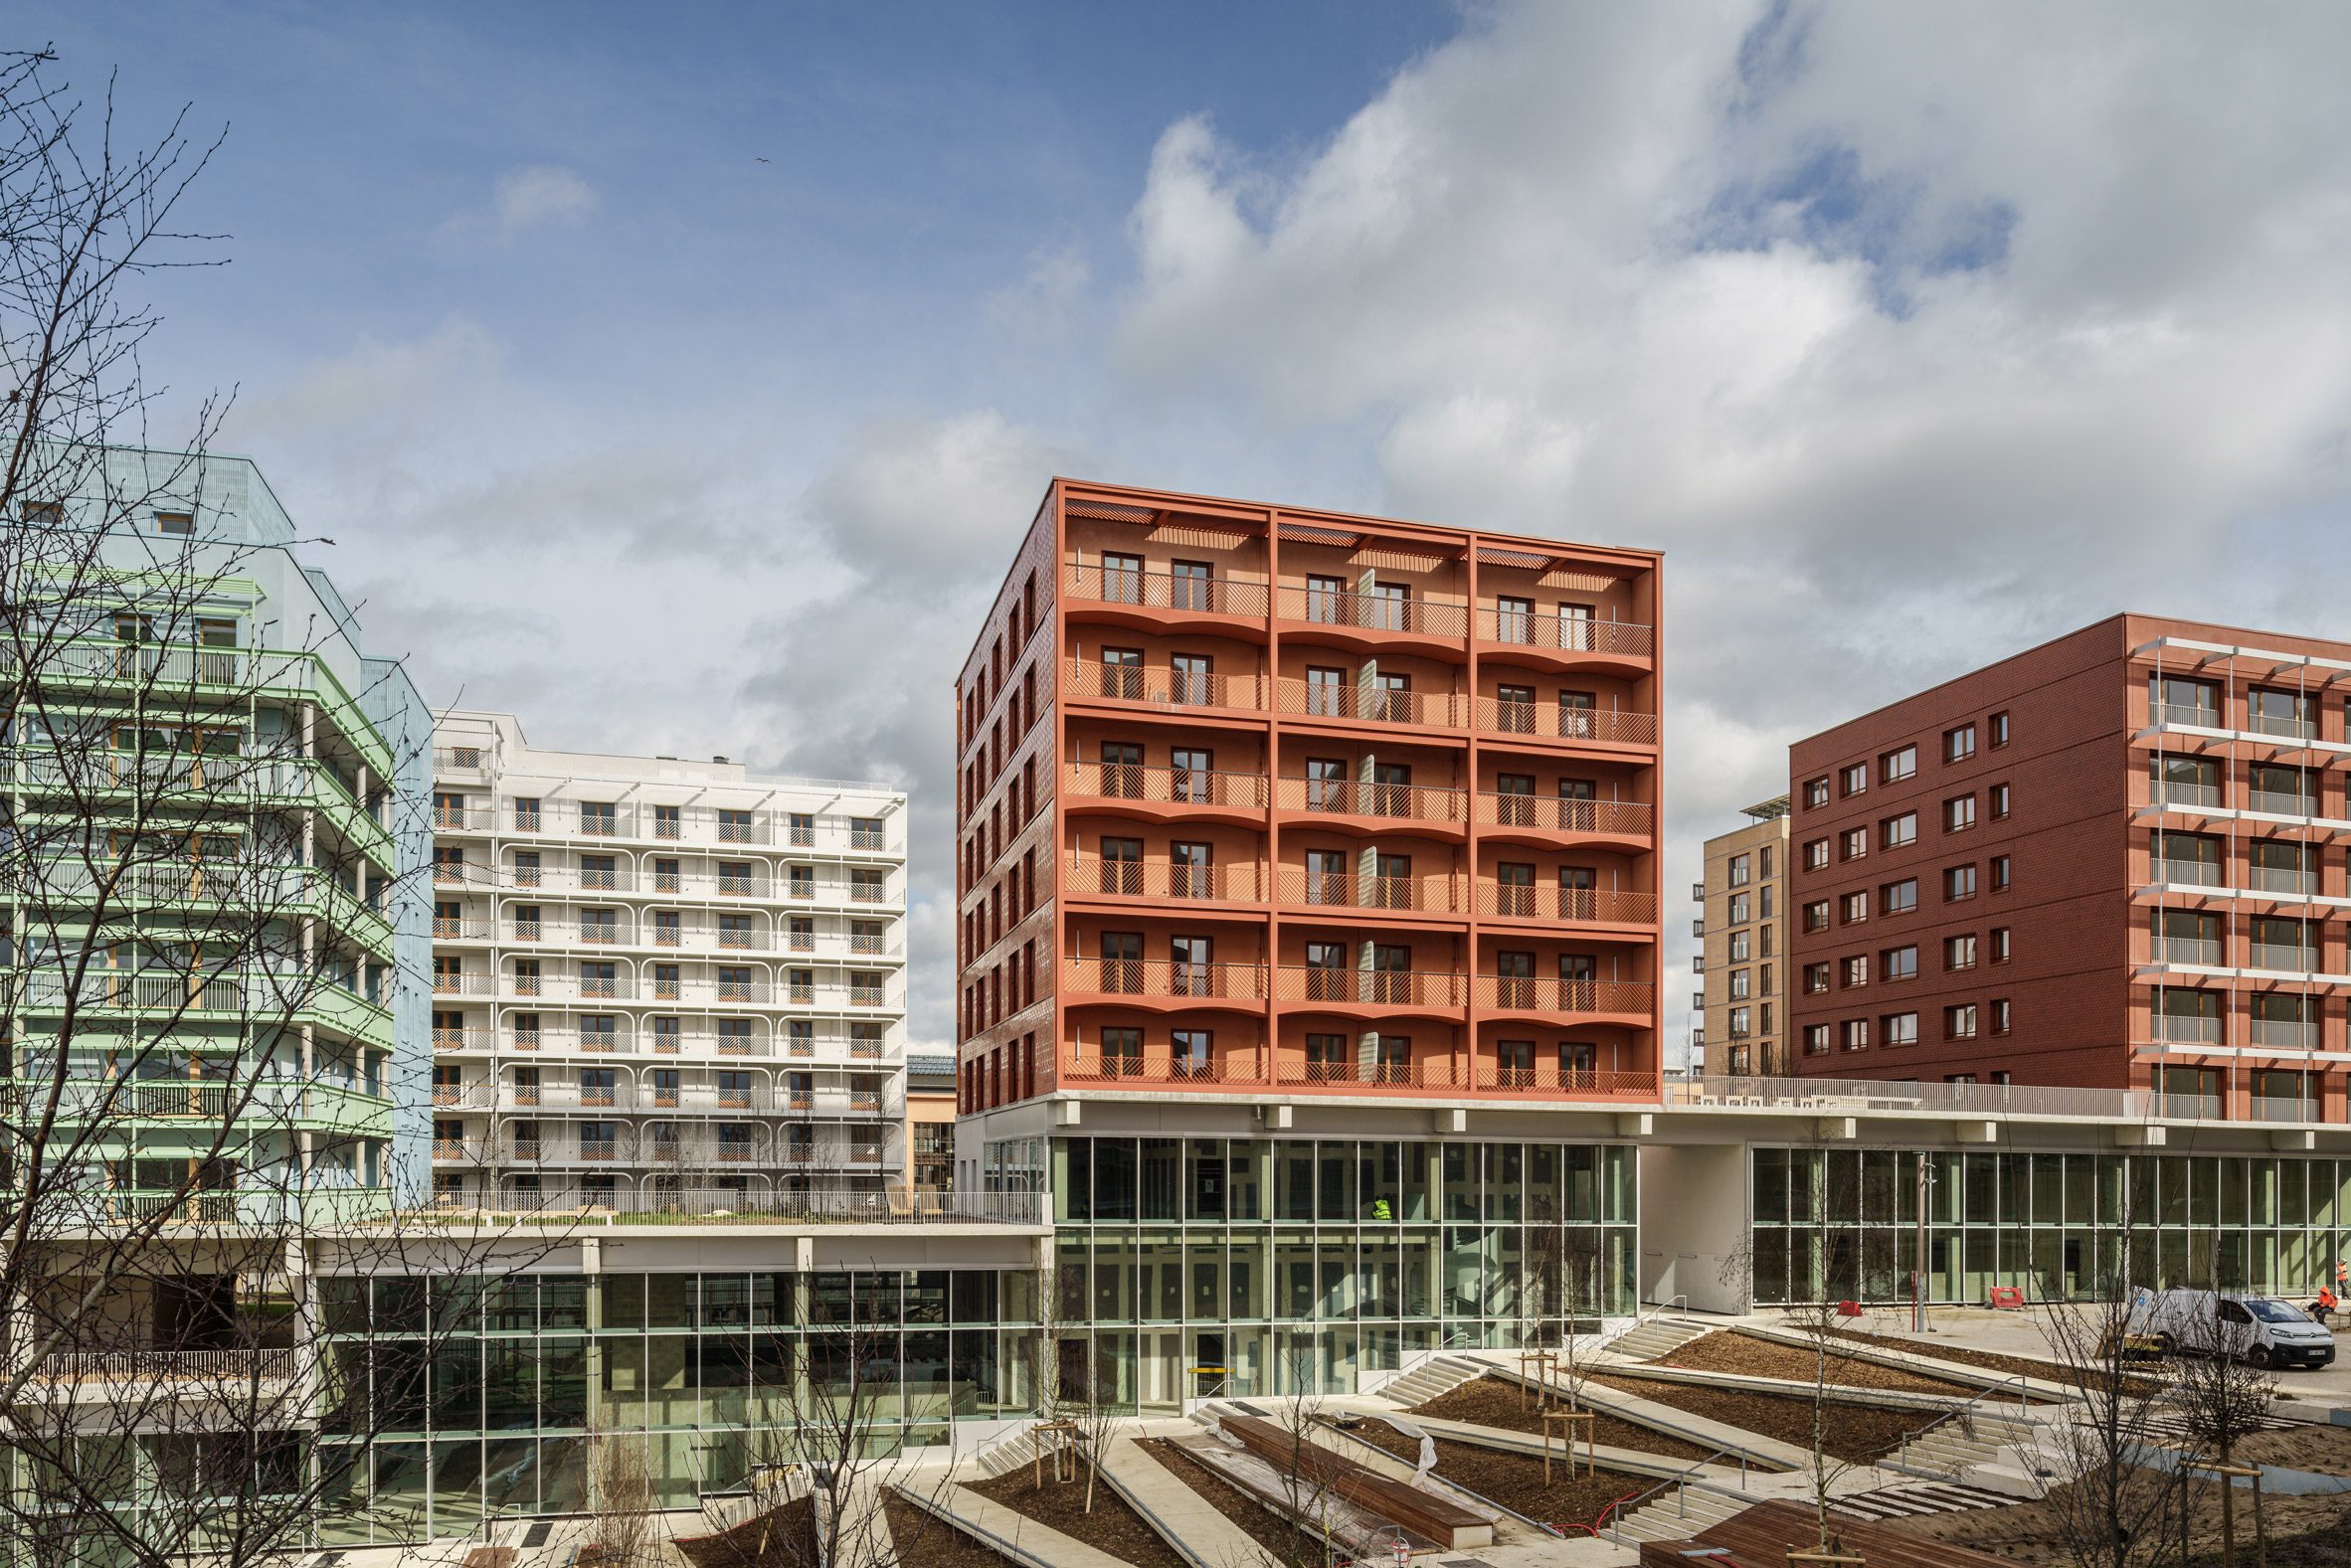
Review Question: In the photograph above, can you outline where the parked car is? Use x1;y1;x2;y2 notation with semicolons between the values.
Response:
2127;1287;2336;1369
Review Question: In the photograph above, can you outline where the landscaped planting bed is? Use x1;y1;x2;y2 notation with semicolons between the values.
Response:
1330;1420;1655;1536
1585;1370;1941;1463
1654;1330;1982;1396
966;1458;1188;1568
1407;1376;1716;1462
882;1493;1022;1568
1138;1437;1309;1565
1838;1327;2158;1396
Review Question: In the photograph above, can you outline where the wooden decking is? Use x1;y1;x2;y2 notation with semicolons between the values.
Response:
1639;1496;2016;1567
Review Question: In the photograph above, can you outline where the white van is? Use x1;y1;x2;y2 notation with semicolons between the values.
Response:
2129;1288;2336;1370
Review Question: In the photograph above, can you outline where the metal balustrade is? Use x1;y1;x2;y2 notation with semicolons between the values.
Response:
1274;585;1468;636
1476;883;1657;924
1270;966;1467;1007
1063;957;1269;999
1064;563;1271;616
1474;609;1653;656
1475;793;1652;835
1272;866;1464;913
1065;759;1271;808
1083;860;1263;901
1274;776;1466;822
1273;677;1459;727
1469;696;1659;746
34;1348;297;1384
1472;975;1653;1013
1064;659;1263;710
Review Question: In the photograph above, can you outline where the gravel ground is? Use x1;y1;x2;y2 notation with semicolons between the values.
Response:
2232;1421;2351;1477
1897;1466;2351;1565
1407;1376;1717;1463
1656;1330;1982;1397
1585;1370;1941;1463
1137;1437;1309;1565
966;1458;1188;1568
882;1492;1021;1568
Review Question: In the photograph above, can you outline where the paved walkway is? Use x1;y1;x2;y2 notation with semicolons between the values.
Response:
1100;1427;1271;1568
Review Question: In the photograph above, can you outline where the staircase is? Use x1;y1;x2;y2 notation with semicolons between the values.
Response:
973;1424;1073;1480
1833;1481;2019;1521
1376;1354;1488;1409
1604;1481;1748;1544
1607;1317;1712;1362
1885;1409;2037;1481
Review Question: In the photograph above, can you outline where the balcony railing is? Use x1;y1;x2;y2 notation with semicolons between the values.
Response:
1470;696;1659;746
1065;563;1271;616
2250;866;2317;895
1473;976;1654;1014
2250;1018;2318;1048
2247;711;2317;740
1271;966;1466;1007
1273;867;1465;914
1475;793;1653;836
1274;677;1457;727
1467;1064;1652;1093
1475;610;1653;657
1066;759;1271;808
1476;884;1657;924
2253;1095;2320;1123
1064;957;1269;1000
2149;858;2225;887
2152;702;2224;730
1274;776;1466;823
1064;659;1263;710
2154;937;2222;965
1063;1050;1267;1086
2250;789;2317;817
2149;781;2223;807
2249;945;2318;973
34;1347;298;1384
1084;860;1263;901
2152;1014;2223;1044
2152;1093;2222;1122
1274;585;1467;637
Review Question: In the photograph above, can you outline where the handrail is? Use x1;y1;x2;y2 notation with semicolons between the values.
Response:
1893;1369;2035;1477
1599;1294;1688;1354
1596;1453;1753;1543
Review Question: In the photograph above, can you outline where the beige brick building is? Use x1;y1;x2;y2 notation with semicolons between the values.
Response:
1697;797;1791;1075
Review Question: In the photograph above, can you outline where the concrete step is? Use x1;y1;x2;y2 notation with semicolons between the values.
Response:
1610;1484;1746;1544
1608;1318;1713;1363
1834;1481;2018;1521
1377;1354;1487;1409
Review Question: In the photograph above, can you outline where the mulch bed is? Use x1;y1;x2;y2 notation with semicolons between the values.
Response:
1334;1420;1651;1535
1138;1438;1307;1564
1837;1326;2160;1397
675;1496;817;1567
966;1457;1188;1568
1586;1370;1941;1464
1406;1376;1716;1463
883;1491;1022;1568
1656;1330;1981;1397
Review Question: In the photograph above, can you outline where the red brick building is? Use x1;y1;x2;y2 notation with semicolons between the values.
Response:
954;479;1665;1114
1789;613;2351;1121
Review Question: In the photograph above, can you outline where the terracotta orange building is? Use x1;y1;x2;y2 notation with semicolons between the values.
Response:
953;479;1664;1114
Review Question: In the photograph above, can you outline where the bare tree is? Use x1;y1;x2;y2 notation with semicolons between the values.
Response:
586;1426;665;1567
2169;1298;2279;1568
0;48;574;1564
2035;1280;2189;1568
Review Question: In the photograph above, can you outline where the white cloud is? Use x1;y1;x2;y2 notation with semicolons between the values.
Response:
1111;0;2351;1056
439;163;601;246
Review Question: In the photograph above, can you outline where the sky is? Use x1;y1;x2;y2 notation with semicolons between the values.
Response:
23;1;2351;1056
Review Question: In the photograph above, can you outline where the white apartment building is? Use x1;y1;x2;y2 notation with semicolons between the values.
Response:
427;711;909;1209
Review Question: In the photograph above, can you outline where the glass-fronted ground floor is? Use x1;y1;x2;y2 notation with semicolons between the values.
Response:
1747;1145;2351;1305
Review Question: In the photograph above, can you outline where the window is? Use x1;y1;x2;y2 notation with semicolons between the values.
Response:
1727;853;1751;888
1803;962;1830;993
1803;1024;1830;1055
1944;794;1977;832
1880;878;1918;915
1882;1012;1919;1047
1803;900;1831;933
1989;783;2010;819
1729;968;1751;1000
1841;955;1868;988
1841;1019;1869;1051
1944;724;1976;763
1840;763;1868;797
1991;998;2012;1034
1881;945;1918;981
1990;711;2010;748
1760;845;1775;879
2250;687;2314;740
1990;927;2011;963
1880;812;1917;850
1804;838;1830;871
1945;934;1978;970
1881;745;1917;784
1804;777;1831;809
1728;930;1751;962
154;509;194;536
1727;891;1751;925
1944;864;1977;902
1990;854;2011;892
1839;891;1868;924
1840;826;1868;861
1945;1004;1979;1040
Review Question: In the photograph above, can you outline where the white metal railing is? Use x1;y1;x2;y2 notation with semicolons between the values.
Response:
424;1185;1043;1225
35;1347;298;1383
2148;859;2225;887
2253;1095;2319;1123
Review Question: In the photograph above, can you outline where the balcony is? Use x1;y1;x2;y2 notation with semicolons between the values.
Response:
2253;1095;2321;1123
1274;776;1466;824
2149;781;2224;808
1081;861;1264;902
1271;965;1466;1008
1470;696;1659;748
1274;677;1456;728
34;1347;298;1387
2151;1014;2223;1044
2250;945;2319;972
1064;957;1269;1001
1057;1047;1657;1101
1472;976;1654;1015
2151;702;2225;731
1065;563;1271;617
1064;759;1271;812
1064;659;1264;712
1274;584;1467;638
1272;866;1465;914
2148;858;2225;887
2155;936;2223;965
1475;609;1653;660
1475;792;1652;838
2250;1018;2319;1049
2250;867;2318;895
2250;789;2317;817
1477;883;1657;924
2248;711;2318;741
1063;1048;1267;1086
